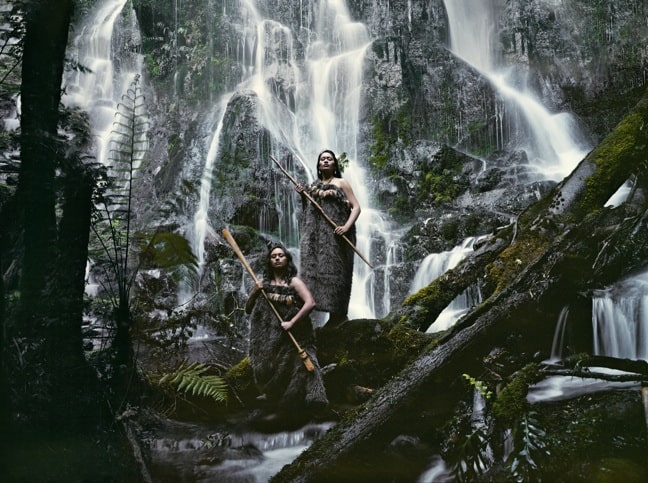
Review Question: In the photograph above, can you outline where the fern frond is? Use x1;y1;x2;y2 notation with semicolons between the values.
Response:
157;361;228;404
451;426;491;481
506;411;550;481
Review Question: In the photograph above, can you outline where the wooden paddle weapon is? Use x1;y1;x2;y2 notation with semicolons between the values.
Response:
222;228;315;372
269;154;373;269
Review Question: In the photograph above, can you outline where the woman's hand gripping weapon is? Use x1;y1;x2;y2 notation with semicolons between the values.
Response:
269;154;373;269
222;228;315;372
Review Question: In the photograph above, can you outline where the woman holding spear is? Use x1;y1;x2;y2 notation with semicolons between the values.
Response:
295;149;362;326
244;244;329;420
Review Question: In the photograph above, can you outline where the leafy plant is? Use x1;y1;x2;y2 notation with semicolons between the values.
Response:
463;373;493;400
90;74;151;318
157;360;228;404
450;426;491;481
89;75;197;362
506;411;550;482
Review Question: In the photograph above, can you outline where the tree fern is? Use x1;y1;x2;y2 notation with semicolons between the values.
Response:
90;74;150;312
158;361;228;404
89;75;197;320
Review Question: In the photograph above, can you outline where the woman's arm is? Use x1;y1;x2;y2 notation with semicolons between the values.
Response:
336;178;361;235
281;277;316;330
245;279;264;314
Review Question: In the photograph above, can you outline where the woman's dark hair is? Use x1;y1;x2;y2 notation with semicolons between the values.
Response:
264;244;298;282
316;149;342;180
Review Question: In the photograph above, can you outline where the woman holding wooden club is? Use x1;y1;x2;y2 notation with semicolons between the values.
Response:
295;149;361;326
245;244;328;417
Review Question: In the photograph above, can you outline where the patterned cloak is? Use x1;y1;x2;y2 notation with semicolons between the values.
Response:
248;282;328;412
299;180;356;315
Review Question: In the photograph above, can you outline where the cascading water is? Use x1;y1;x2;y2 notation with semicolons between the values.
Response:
533;268;648;403
62;0;143;167
189;0;396;319
443;0;590;181
61;0;144;343
410;0;593;333
409;236;483;332
592;270;648;360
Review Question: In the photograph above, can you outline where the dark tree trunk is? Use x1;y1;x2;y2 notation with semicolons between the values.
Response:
273;88;648;482
14;0;90;432
17;0;74;329
55;163;95;364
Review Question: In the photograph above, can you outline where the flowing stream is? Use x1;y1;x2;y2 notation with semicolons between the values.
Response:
443;0;590;181
62;0;143;167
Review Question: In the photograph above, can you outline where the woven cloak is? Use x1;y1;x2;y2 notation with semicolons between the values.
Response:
299;180;355;315
248;282;328;411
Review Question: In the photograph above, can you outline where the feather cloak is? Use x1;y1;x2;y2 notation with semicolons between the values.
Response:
248;283;328;412
299;180;355;315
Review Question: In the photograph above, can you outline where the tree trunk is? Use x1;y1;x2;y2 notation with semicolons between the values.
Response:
17;0;73;328
273;87;648;482
15;0;85;431
55;162;95;365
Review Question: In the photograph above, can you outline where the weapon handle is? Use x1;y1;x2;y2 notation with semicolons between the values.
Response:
222;228;315;372
269;155;373;269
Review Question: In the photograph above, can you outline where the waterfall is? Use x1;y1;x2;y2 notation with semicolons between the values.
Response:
413;0;593;334
443;0;590;181
190;0;393;319
61;0;144;304
549;306;570;362
62;0;143;168
537;271;648;403
547;269;648;362
409;237;479;292
592;270;648;360
409;236;484;332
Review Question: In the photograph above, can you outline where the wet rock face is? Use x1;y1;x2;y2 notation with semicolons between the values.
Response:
128;0;646;334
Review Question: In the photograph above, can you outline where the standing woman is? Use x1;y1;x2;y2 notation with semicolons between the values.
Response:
296;149;361;325
245;245;328;417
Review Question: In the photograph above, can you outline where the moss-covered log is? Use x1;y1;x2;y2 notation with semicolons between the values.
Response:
273;87;648;482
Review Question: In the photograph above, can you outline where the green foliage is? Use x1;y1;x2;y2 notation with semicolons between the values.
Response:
450;426;491;481
157;360;228;404
0;2;24;94
89;75;196;341
136;231;198;277
367;109;412;173
90;75;150;308
337;151;349;173
506;411;551;482
463;373;493;400
417;148;467;204
492;362;540;427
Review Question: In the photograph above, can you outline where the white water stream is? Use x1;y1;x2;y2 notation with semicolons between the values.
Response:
444;0;590;181
62;0;143;168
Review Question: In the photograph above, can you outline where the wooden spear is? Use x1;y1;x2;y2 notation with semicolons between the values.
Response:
269;154;373;269
222;228;315;372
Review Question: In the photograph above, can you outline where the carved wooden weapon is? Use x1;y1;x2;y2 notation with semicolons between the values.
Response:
222;228;315;372
269;154;373;269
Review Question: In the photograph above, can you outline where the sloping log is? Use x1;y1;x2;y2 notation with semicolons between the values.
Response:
273;88;648;482
394;234;511;331
557;354;648;377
